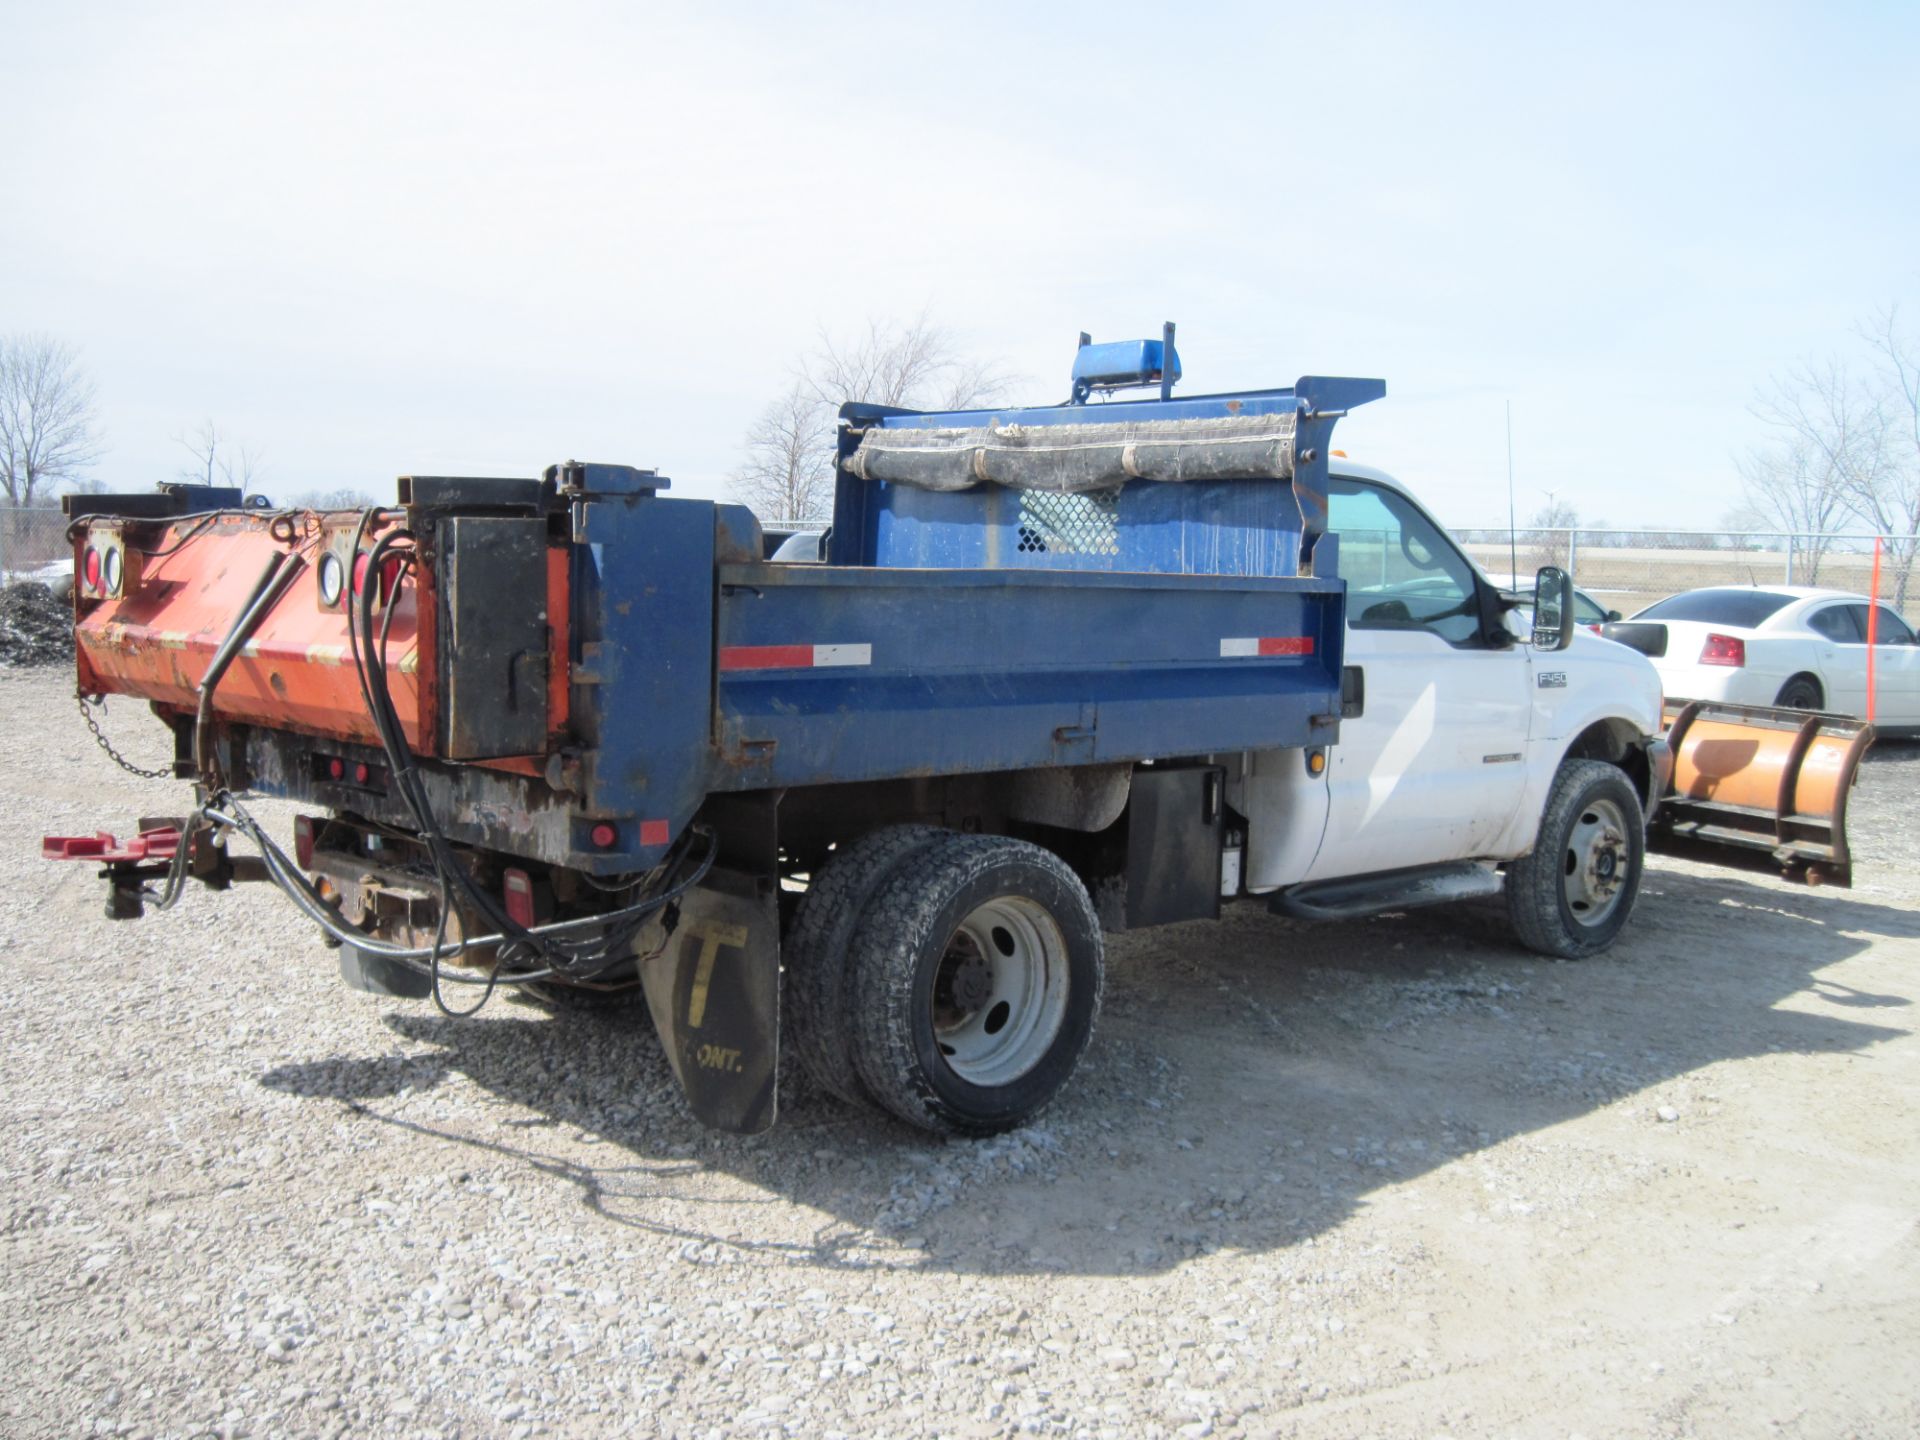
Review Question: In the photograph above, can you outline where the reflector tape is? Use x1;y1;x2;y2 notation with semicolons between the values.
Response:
1220;636;1315;658
718;643;873;672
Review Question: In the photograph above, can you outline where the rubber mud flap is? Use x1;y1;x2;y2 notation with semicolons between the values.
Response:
339;943;434;999
640;866;780;1134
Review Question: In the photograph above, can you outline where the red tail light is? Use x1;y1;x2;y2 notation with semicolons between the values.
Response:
503;868;535;929
83;546;102;592
1700;633;1746;667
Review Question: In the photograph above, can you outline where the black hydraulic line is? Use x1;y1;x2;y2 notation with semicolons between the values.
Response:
193;550;307;780
199;800;714;975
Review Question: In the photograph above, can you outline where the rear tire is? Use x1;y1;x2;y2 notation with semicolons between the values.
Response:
782;824;945;1108
522;976;651;1013
847;834;1103;1136
1775;675;1823;710
1506;760;1645;960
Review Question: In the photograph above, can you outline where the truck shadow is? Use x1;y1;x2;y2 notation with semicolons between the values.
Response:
259;864;1915;1279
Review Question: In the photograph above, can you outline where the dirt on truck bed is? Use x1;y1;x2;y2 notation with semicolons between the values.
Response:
1;666;1916;1440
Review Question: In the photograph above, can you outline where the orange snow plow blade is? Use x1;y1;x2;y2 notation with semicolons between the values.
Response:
1651;700;1874;887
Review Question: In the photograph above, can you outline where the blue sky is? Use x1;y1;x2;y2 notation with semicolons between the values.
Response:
4;1;1915;528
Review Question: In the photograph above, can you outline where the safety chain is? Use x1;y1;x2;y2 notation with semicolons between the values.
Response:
77;692;175;781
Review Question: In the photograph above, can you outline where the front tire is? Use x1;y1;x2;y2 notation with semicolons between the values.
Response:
847;835;1103;1136
1506;760;1645;959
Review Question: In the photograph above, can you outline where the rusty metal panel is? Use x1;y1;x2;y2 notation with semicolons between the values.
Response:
71;512;427;749
435;517;550;759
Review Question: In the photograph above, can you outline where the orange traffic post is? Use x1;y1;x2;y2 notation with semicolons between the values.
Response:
1867;536;1882;724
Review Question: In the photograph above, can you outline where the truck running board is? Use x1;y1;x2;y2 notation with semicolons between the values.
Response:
1651;700;1873;888
1269;862;1502;924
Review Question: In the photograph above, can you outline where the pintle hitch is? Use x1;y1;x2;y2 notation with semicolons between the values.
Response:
42;817;266;919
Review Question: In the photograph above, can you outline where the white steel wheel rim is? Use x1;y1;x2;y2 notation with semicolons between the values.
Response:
1562;796;1630;926
930;896;1070;1087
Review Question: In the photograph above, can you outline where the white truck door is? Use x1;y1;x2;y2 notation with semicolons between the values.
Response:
1304;476;1534;881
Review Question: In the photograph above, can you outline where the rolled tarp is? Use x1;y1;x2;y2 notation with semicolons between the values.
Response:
843;412;1299;493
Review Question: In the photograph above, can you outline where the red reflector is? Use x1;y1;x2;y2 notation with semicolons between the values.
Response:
83;547;102;591
639;819;670;847
590;822;618;849
1700;633;1746;667
328;757;345;779
503;868;535;929
293;815;316;870
719;644;814;671
1257;636;1314;657
354;762;370;784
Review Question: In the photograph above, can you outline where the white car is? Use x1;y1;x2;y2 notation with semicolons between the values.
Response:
1479;571;1621;631
1606;586;1920;732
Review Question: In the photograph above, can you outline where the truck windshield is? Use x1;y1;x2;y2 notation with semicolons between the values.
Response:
1635;590;1795;627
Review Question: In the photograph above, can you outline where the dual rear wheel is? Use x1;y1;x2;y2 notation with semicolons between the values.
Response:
783;828;1103;1136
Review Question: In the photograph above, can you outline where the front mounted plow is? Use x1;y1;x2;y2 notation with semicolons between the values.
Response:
1651;700;1875;887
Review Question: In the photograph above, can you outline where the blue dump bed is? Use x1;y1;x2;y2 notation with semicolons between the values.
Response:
560;365;1383;867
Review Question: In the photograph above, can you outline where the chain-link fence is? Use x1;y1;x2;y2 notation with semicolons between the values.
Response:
0;505;71;587
1455;528;1920;624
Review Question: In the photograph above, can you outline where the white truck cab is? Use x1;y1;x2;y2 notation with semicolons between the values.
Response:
1235;461;1668;958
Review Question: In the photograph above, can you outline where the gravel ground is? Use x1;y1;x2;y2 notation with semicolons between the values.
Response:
0;583;73;668
3;666;1918;1439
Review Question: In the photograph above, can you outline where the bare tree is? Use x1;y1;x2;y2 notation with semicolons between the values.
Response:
1525;496;1579;571
734;315;1014;522
1734;430;1851;585
0;334;103;505
733;382;834;523
287;486;379;510
1740;313;1920;602
176;419;265;496
1853;305;1920;604
803;313;1015;414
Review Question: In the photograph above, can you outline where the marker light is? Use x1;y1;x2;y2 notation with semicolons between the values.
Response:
83;547;102;592
317;552;345;606
102;547;123;595
503;869;536;929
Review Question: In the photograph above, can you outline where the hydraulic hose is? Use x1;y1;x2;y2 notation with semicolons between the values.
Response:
199;800;715;978
193;550;308;781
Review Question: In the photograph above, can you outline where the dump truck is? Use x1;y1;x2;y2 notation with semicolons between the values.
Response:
45;329;1871;1137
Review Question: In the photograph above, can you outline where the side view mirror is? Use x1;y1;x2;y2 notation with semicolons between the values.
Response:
1533;565;1575;651
1605;608;1622;623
